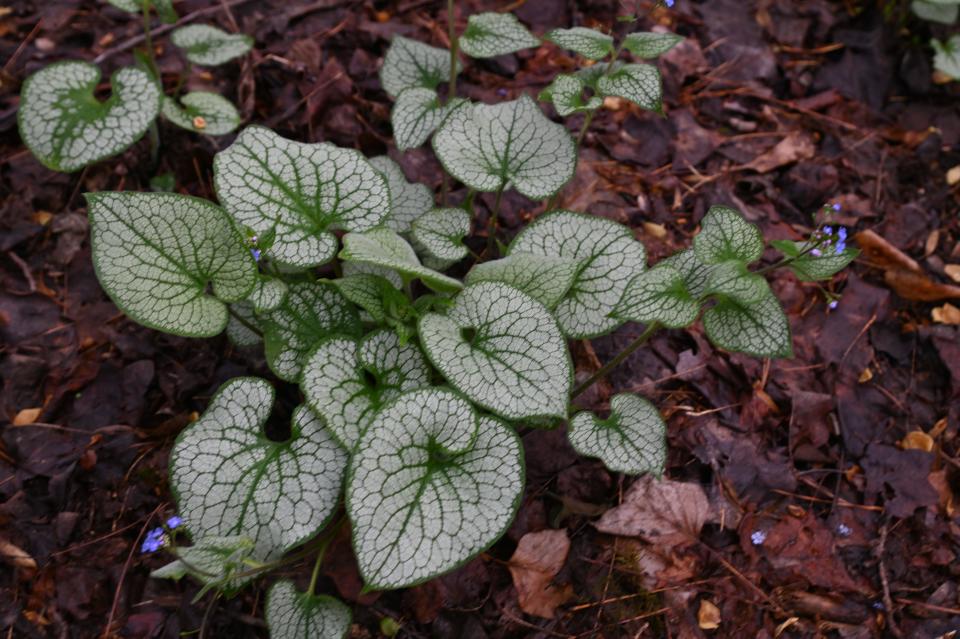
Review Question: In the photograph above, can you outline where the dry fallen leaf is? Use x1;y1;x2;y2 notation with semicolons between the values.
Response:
643;221;667;239
744;131;815;173
13;407;42;425
901;431;934;452
0;538;37;576
858;367;873;383
932;303;960;325
854;229;921;273
508;529;573;618
698;599;721;630
884;269;960;302
945;264;960;283
946;165;960;186
594;475;710;546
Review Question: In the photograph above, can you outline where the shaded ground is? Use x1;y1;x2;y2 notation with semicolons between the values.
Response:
2;0;960;637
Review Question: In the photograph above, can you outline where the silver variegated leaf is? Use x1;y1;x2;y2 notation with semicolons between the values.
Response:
613;265;699;328
933;35;960;78
411;207;471;264
770;240;859;281
419;282;571;419
380;35;458;99
539;74;602;117
656;248;714;299
261;281;361;381
248;276;288;313
161;92;240;136
596;63;662;112
151;535;256;593
266;581;351;639
569;393;666;475
693;205;764;265
509;210;647;338
339;228;463;293
464;253;578;309
18;62;161;172
347;388;523;589
703;289;793;358
391;89;466;151
170;24;253;66
369;155;433;233
703;260;770;304
86;192;256;337
342;260;403;289
330;274;406;324
302;329;431;450
433;95;576;200
544;27;614;60
914;1;959;23
214;126;389;267
169;377;348;560
622;31;684;58
226;302;262;347
459;12;540;58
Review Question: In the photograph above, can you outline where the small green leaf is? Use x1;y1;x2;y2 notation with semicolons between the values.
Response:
433;96;576;200
391;89;466;151
419;282;571;419
18;62;161;172
169;377;348;560
770;241;859;281
544;27;614;60
509;211;647;338
248;276;288;313
154;0;177;23
215;126;389;267
914;1;959;23
703;260;770;304
261;281;361;381
702;290;793;358
576;60;623;90
161;92;240;136
302;330;431;450
693;205;764;265
459;12;540;58
933;35;960;78
622;31;683;58
411;208;471;264
170;24;253;66
539;74;602;117
340;228;463;293
347;388;523;589
86;192;256;337
464;253;578;309
612;265;699;328
266;581;351;639
226;302;262;346
151;535;256;593
596;63;662;112
369;155;433;234
380;36;459;99
656;248;714;299
569;393;666;475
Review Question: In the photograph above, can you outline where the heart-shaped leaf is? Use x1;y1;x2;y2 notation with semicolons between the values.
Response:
347;388;523;589
302;330;431;450
343;260;403;288
596;63;662;112
934;36;960;78
106;0;176;22
369;155;433;233
331;274;409;324
544;27;614;60
656;248;714;298
702;289;793;358
539;74;602;117
169;377;348;560
411;207;471;264
261;281;361;381
693;205;764;265
569;393;666;475
703;260;770;303
380;36;458;99
151;535;256;593
915;1;959;24
18;62;161;172
86;192;256;337
622;31;683;58
770;240;859;281
248;276;288;313
419;282;571;419
340;228;463;293
215;126;389;267
459;12;540;58
391;89;466;151
161;92;240;136
509;211;647;338
266;581;351;639
171;24;253;66
613;265;699;328
433;95;576;200
464;253;578;309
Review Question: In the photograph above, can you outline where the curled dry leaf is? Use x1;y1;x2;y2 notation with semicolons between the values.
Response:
508;529;573;618
0;538;37;576
697;599;721;630
883;269;960;302
931;303;960;324
594;475;710;547
743;131;815;173
854;229;921;273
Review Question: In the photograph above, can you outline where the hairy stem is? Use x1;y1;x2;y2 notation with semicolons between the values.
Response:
141;0;160;80
571;322;660;399
484;184;505;259
307;518;343;596
440;0;458;207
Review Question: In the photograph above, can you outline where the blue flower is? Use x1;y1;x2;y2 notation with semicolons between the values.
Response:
750;530;767;546
166;516;182;529
663;0;675;6
829;300;838;310
835;240;846;254
836;523;852;536
832;203;841;212
823;226;832;236
838;228;847;240
251;248;262;262
141;527;166;554
811;248;822;257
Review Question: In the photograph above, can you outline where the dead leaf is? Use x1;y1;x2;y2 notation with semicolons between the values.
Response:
901;431;934;452
508;529;573;618
925;230;940;256
858;367;873;383
884;269;960;301
854;229;921;273
643;221;667;238
0;538;37;576
946;165;960;186
698;599;721;630
945;264;960;283
13;407;42;425
743;131;815;173
594;475;710;546
933;303;960;324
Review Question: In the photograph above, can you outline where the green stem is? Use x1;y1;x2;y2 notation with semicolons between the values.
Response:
308;518;344;596
141;0;159;80
227;305;263;338
440;0;459;207
571;322;660;399
484;184;504;259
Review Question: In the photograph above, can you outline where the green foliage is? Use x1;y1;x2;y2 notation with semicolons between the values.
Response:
545;27;615;60
459;12;539;58
266;581;351;639
171;24;254;66
569;393;666;475
932;35;960;79
161;92;241;136
622;31;684;58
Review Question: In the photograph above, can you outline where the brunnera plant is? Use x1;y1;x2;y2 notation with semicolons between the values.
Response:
17;1;252;173
18;4;858;638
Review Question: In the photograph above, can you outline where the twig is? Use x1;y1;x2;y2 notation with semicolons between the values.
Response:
876;523;903;637
3;18;43;74
571;322;660;398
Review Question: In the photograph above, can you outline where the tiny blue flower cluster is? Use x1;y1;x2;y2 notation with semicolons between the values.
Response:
141;516;182;554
